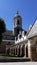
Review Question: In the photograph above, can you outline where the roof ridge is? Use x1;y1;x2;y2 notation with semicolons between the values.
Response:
28;18;37;35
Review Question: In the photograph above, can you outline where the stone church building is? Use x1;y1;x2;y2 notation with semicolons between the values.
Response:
0;11;37;61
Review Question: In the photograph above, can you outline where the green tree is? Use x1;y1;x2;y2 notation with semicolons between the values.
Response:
0;18;6;43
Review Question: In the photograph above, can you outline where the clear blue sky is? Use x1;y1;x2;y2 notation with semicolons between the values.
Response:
0;0;37;30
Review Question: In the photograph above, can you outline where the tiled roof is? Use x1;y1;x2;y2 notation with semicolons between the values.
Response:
2;30;13;35
2;30;15;40
28;19;37;38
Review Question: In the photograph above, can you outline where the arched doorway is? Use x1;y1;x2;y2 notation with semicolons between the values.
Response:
26;45;28;57
7;48;10;55
22;45;25;57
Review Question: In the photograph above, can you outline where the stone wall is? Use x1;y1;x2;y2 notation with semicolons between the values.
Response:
0;44;6;54
28;36;37;61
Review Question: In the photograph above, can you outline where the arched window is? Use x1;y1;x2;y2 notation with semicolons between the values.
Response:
35;41;37;45
17;29;19;34
17;20;19;25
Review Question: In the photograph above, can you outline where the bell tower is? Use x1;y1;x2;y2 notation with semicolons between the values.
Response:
13;11;22;36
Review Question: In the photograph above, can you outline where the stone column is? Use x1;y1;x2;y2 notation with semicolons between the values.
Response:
25;44;26;57
15;48;16;55
13;48;14;55
9;48;11;56
22;44;25;57
20;45;23;56
15;47;17;56
19;45;21;56
17;45;20;57
12;48;14;55
17;45;19;56
30;45;36;61
6;45;8;55
28;40;34;60
17;46;19;56
14;48;15;55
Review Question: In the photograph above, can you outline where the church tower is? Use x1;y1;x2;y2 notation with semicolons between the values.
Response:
13;11;22;36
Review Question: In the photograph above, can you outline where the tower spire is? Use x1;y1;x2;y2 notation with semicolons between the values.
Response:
13;11;22;36
16;10;19;14
16;11;19;15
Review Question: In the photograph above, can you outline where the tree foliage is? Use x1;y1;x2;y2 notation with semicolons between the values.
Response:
0;18;6;43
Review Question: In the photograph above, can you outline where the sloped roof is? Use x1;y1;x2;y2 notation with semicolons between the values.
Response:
2;30;13;36
2;30;15;40
28;19;37;38
14;11;22;19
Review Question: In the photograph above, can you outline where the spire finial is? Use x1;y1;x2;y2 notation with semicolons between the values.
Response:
16;11;19;15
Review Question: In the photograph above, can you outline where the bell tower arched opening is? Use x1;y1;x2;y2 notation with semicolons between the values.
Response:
13;11;23;36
